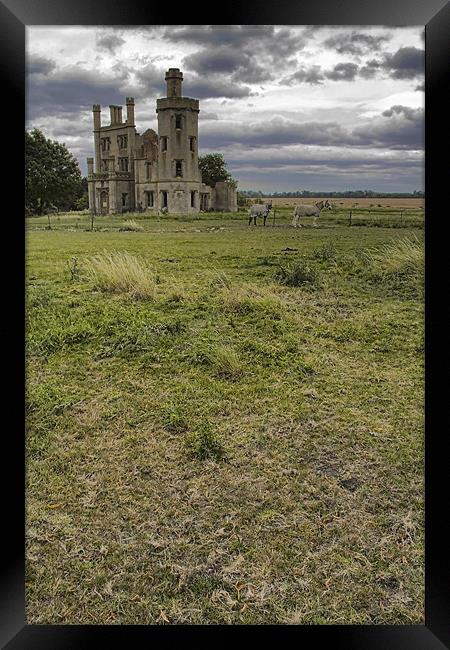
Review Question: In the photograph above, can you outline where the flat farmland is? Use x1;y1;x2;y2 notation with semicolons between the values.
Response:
266;197;424;209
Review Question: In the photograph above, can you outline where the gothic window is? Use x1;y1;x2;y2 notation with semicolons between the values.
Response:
145;191;154;207
119;157;129;172
189;137;196;152
175;160;183;177
190;191;196;208
161;136;168;152
101;137;111;152
175;114;182;130
118;135;128;149
145;162;151;180
161;191;168;208
122;193;128;207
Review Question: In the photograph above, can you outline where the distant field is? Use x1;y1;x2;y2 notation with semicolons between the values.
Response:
26;211;424;625
265;197;424;209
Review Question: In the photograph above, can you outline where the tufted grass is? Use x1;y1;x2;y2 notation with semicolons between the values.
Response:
85;250;157;299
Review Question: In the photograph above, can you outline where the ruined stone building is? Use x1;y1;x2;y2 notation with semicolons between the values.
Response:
87;68;238;215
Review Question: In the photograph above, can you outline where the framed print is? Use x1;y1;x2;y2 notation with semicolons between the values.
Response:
1;0;449;647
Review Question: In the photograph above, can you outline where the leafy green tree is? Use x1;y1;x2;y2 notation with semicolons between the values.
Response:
26;129;83;214
237;191;250;207
198;153;236;188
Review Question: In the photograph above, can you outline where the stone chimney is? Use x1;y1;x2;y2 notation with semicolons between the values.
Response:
126;97;135;125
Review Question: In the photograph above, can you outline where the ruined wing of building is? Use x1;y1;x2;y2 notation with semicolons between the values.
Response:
87;68;238;215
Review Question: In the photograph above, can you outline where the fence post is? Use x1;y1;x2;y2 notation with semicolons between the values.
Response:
273;208;276;226
349;210;352;226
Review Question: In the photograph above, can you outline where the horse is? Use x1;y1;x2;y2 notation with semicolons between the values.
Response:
292;200;332;228
248;203;272;226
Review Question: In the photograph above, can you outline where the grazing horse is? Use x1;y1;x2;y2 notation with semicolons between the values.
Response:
292;199;332;228
248;203;272;226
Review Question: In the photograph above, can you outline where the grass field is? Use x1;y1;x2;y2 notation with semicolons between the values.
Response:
26;210;424;624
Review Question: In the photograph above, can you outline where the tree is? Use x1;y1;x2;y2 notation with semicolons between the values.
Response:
198;153;236;188
26;129;83;215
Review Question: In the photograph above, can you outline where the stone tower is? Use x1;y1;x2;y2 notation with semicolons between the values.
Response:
156;68;202;211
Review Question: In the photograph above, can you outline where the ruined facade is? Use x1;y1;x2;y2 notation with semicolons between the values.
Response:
87;68;238;215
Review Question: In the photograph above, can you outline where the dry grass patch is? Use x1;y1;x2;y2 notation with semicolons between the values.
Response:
218;282;285;316
85;250;157;299
119;219;144;232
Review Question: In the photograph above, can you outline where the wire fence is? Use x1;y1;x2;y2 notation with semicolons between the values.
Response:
25;206;425;231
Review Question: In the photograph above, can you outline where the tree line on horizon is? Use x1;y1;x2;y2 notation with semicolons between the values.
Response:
239;189;424;199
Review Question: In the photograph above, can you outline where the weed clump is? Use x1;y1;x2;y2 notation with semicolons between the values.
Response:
162;403;189;434
185;421;224;461
119;219;144;232
194;343;244;379
275;257;320;289
312;242;337;262
85;250;157;299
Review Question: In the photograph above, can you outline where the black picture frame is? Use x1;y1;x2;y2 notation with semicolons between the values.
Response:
1;1;448;647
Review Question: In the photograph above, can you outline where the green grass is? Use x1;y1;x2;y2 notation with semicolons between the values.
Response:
26;212;424;625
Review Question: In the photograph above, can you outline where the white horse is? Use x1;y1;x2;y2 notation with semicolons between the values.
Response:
248;203;272;226
292;200;332;228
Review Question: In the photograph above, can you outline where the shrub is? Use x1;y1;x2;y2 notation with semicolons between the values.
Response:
275;257;320;289
185;421;224;461
312;242;337;262
363;235;424;298
119;219;144;232
85;250;157;299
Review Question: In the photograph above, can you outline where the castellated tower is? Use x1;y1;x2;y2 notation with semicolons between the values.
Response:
87;68;237;215
155;68;202;212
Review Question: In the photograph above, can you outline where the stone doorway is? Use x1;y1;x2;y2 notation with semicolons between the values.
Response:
200;193;209;211
99;190;109;215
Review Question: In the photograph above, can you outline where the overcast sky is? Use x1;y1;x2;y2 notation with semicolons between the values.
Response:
26;25;424;192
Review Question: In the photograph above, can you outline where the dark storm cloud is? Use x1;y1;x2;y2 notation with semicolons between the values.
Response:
184;47;247;74
27;66;131;120
162;25;276;47
325;62;359;81
324;32;389;56
285;45;423;85
135;62;166;95
184;47;276;85
381;105;420;120
283;65;325;86
284;62;359;85
199;118;351;148
382;46;424;79
170;25;303;84
359;59;383;79
228;154;422;174
185;78;252;99
27;53;56;75
353;105;424;149
96;32;126;53
198;105;423;151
